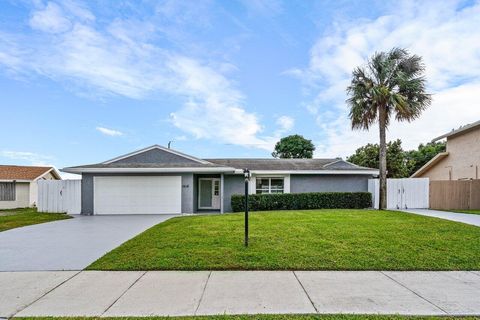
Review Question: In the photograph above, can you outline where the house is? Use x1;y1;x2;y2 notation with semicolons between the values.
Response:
62;145;379;215
0;165;62;209
411;120;480;180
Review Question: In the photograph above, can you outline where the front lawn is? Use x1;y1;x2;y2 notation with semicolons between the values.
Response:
88;209;480;271
0;207;71;232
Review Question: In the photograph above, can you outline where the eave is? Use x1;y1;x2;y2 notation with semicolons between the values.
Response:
61;167;237;174
410;152;449;178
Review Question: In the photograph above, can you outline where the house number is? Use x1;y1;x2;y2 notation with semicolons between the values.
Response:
182;184;189;188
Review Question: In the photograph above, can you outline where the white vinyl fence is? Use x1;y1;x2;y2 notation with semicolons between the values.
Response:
37;180;81;214
368;178;429;209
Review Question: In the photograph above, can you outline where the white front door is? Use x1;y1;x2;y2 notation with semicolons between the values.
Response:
198;178;221;210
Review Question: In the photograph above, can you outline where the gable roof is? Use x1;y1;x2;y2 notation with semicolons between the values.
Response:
0;165;61;181
432;120;480;142
102;145;211;165
62;145;378;174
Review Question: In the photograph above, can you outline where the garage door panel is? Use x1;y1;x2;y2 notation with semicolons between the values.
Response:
94;176;181;214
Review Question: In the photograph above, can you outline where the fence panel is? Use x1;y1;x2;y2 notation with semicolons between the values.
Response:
429;180;480;210
368;178;429;209
37;180;81;214
471;180;480;209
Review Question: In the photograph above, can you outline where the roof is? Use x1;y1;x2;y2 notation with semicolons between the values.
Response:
205;158;374;171
66;162;225;169
410;152;449;178
0;165;61;181
62;144;378;174
432;120;480;142
102;144;210;165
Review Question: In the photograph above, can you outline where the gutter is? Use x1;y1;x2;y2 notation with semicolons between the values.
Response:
233;169;379;175
61;167;237;174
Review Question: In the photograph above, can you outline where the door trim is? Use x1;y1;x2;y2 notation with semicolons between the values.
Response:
198;178;220;210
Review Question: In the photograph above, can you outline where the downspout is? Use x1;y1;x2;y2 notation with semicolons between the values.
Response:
220;173;224;213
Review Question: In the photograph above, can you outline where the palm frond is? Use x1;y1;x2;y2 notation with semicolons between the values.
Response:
347;47;431;130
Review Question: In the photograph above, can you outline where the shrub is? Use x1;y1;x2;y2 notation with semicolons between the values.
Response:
231;192;372;212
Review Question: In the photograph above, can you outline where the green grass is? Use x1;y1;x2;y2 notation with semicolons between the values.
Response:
12;316;480;320
444;209;480;215
0;207;71;232
88;209;480;271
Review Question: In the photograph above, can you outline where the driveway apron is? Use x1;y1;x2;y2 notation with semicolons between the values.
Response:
0;214;176;271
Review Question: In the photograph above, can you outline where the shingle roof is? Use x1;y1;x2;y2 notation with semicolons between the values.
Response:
66;162;225;169
62;144;377;173
65;158;375;172
0;165;56;180
205;158;374;171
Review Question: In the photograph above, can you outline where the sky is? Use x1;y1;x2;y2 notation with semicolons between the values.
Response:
0;0;479;178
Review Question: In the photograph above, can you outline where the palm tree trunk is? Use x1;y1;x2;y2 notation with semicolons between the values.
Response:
378;105;387;210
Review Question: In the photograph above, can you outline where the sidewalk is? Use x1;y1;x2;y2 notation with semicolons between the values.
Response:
1;270;479;317
402;209;480;227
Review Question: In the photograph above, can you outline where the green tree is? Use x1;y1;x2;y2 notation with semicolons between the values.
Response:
272;135;315;158
347;48;431;209
405;141;446;176
347;139;409;178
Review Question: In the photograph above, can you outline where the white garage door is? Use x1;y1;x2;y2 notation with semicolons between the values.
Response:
94;176;182;214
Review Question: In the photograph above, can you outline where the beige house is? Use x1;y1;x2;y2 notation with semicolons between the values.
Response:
0;165;61;209
412;120;480;180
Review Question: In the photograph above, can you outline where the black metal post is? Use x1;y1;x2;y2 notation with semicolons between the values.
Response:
244;169;249;247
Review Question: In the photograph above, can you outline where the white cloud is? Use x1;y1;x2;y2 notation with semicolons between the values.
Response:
295;0;480;158
276;115;294;132
167;56;270;149
96;126;123;137
0;151;54;165
0;1;276;151
174;135;188;141
29;2;72;33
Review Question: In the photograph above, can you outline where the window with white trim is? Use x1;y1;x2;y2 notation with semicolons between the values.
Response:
255;177;284;194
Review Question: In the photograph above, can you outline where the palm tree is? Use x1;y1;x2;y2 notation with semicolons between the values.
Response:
347;48;431;209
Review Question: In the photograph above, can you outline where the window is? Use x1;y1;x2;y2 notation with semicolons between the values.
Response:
0;182;15;201
214;180;219;196
256;177;284;194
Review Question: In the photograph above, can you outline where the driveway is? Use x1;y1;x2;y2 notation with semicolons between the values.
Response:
402;209;480;227
0;215;177;271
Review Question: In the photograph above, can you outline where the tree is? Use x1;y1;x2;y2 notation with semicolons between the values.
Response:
347;139;409;178
272;135;315;158
347;48;431;209
405;141;446;176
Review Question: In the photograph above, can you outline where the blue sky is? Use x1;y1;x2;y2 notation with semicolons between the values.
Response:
0;0;479;178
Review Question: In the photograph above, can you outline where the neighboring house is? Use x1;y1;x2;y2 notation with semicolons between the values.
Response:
0;165;62;209
412;120;480;180
62;145;378;215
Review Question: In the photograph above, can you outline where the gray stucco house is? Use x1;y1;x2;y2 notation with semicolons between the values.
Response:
62;145;378;215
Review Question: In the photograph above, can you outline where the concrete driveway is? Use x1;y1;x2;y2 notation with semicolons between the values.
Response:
0;214;177;271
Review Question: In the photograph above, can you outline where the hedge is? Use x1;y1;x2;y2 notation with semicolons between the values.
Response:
231;192;372;212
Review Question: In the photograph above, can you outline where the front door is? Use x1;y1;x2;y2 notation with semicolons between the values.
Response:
198;178;221;210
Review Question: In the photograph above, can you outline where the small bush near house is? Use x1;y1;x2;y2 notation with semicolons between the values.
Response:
231;192;372;212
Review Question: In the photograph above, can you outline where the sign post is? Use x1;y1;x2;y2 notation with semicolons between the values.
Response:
243;168;250;247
